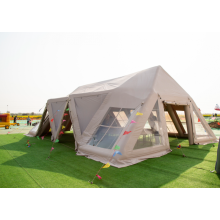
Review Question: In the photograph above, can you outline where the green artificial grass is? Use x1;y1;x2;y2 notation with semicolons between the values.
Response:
0;131;220;188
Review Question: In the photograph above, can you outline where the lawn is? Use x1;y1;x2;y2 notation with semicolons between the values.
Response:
0;131;220;188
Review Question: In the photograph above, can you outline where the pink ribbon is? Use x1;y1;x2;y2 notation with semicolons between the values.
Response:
96;175;102;180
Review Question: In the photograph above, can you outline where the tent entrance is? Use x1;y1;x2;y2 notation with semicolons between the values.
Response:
133;100;163;150
163;103;194;144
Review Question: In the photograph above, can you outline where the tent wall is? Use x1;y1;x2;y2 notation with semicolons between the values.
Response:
35;107;48;137
47;97;69;142
26;107;49;137
74;93;107;134
26;123;40;137
190;100;217;144
37;116;50;137
76;93;171;167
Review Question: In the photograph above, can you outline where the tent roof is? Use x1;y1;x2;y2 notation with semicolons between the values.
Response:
70;66;158;95
69;65;190;102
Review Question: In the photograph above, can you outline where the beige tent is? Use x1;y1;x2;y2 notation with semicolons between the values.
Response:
29;66;217;167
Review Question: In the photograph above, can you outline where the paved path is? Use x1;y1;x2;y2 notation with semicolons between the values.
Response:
0;120;40;135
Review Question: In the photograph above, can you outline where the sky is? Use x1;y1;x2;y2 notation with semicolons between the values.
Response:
1;32;220;114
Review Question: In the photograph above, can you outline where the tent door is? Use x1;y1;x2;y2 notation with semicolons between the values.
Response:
163;103;194;145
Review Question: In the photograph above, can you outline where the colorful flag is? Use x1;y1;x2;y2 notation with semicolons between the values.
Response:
66;108;69;111
177;145;181;149
49;128;52;132
37;136;40;140
96;174;102;180
50;147;54;152
63;120;66;122
7;132;10;134
131;120;136;123
102;163;110;168
218;122;220;125
59;131;64;135
114;145;120;150
62;126;65;129
51;118;54;122
64;113;68;116
113;151;122;157
55;139;59;143
41;136;44;140
136;112;143;116
123;131;131;135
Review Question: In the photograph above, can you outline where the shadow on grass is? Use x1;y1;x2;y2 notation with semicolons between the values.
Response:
1;133;220;188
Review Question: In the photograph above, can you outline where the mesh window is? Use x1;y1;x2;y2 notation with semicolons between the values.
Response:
88;107;134;149
134;101;163;150
164;111;178;133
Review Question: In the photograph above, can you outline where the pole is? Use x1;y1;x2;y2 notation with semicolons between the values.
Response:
184;105;194;145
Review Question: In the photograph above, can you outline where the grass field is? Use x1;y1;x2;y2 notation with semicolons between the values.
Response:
1;131;220;188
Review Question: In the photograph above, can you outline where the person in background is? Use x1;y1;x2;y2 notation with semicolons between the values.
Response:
14;115;17;123
27;116;31;126
29;118;32;126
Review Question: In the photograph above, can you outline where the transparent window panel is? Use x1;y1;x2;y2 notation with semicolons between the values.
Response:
88;107;134;149
134;134;162;150
176;110;187;133
97;127;123;149
192;107;209;137
101;107;134;128
134;100;163;150
101;108;120;127
89;126;109;146
164;111;178;133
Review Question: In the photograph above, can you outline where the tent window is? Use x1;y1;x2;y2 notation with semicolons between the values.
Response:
134;101;163;150
101;107;133;127
165;111;178;133
88;107;134;149
176;110;187;133
192;106;211;138
89;126;123;149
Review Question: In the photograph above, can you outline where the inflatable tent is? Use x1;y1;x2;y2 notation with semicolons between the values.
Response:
29;66;217;167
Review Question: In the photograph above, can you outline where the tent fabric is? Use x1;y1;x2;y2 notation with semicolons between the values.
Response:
74;93;107;134
47;97;69;141
33;65;218;168
26;123;40;137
